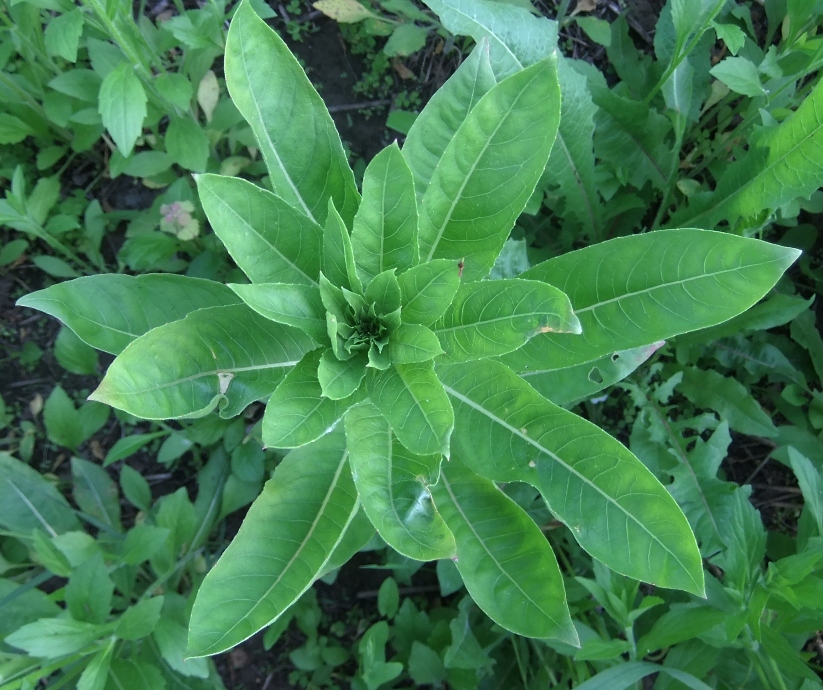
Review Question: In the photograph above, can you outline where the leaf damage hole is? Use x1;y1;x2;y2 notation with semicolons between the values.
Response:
217;372;234;395
588;367;604;384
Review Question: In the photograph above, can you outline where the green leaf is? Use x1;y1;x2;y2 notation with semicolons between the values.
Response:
6;618;103;658
573;661;714;690
44;385;109;450
679;366;778;437
364;268;402;316
116;597;164;640
98;63;147;157
0;452;80;536
0;114;34;144
345;403;455;560
90;305;314;420
791;309;823;384
789;447;823;536
44;8;84;62
418;57;560;280
0;578;61;642
120;465;152;512
16;274;241;355
66;552;114;624
432;279;580;362
522;342;663;407
72;458;121;530
547;57;602;238
367;362;454;456
49;69;101;102
506;229;801;371
263;349;363;448
225;2;359;226
712;21;746;55
323;198;361;292
187;430;359;657
351;142;418;283
154;618;210;678
408;641;447;684
429;459;577;642
229;283;327;343
709;56;764;97
389;324;444;363
398;259;461;325
384;23;429;56
104;432;166;467
671;77;823;228
438;360;705;595
636;605;730;656
122;525;170;565
197;174;322;286
54;326;98;375
320;506;375;576
164;117;209;172
421;0;557;78
403;42;496;199
318;349;367;400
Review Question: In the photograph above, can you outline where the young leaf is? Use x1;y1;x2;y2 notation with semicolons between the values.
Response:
98;63;146;157
91;305;314;420
323;198;362;293
389;324;444;363
679;366;778;437
187;430;360;657
432;279;580;361
438;360;705;595
365;269;402;315
228;283;327;343
0;452;80;536
351;142;418;283
421;0;557;78
418;57;561;280
225;2;359;226
120;465;152;512
506;229;801;371
66;552;114;624
164;117;210;172
72;457;121;531
367;362;454;456
345;403;455;560
196;174;322;286
671;77;823;228
709;57;764;97
398;259;461;325
429;459;577;643
318;349;367;400
16;274;241;355
403;41;497;198
263;349;363;448
44;8;84;62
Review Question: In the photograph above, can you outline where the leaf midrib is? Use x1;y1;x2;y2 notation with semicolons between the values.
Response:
236;16;317;224
573;258;783;314
2;475;58;537
442;383;700;591
439;471;564;627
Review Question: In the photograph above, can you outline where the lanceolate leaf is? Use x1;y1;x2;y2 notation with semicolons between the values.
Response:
367;362;454;456
438;360;705;595
345;404;455;560
351;143;418;283
324;199;362;293
418;57;561;280
671;76;823;228
547;57;601;239
433;279;580;362
16;275;240;355
263;349;363;448
197;174;321;286
228;283;327;344
318;349;367;400
522;342;664;407
429;459;577;643
403;41;497;198
98;63;146;157
505;229;801;372
679;366;778;437
421;0;557;79
91;305;314;420
398;259;461;326
187;431;359;657
0;453;80;537
224;2;359;226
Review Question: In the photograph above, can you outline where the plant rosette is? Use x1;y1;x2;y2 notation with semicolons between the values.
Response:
18;1;800;659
